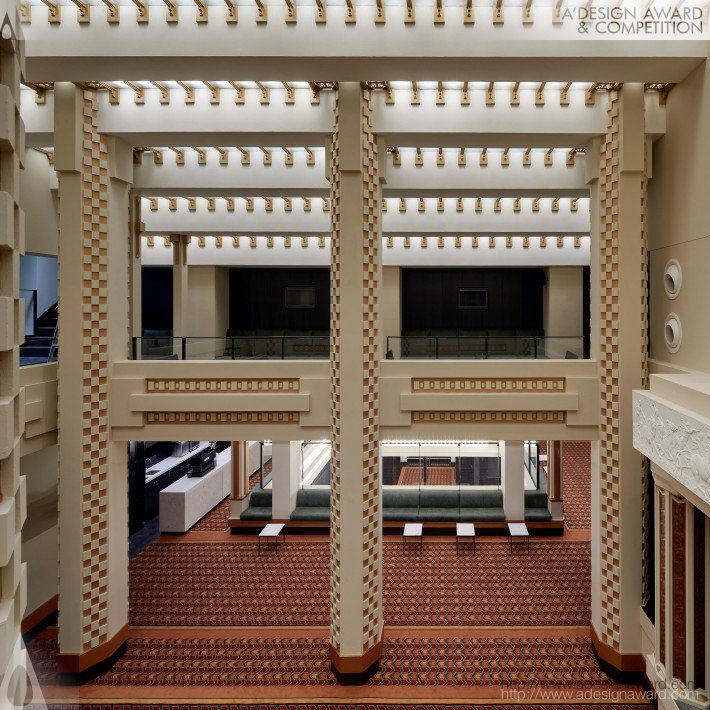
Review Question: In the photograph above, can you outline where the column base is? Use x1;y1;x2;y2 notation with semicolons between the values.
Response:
329;640;382;684
590;623;645;677
56;623;130;678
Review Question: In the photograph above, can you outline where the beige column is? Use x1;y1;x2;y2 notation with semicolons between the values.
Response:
328;83;383;679
500;441;524;521
589;84;648;669
0;21;28;708
271;441;300;520
171;234;188;356
54;84;131;673
547;441;563;519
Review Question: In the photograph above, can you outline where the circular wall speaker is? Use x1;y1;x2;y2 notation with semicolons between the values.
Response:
663;259;682;299
664;313;682;353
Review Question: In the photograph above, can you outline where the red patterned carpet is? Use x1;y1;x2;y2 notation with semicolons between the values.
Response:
29;633;630;689
128;540;589;627
563;441;591;530
189;497;230;532
398;465;456;486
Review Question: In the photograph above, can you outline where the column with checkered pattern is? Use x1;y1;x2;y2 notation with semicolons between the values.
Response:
593;84;648;659
54;84;131;668
0;4;28;706
328;83;383;673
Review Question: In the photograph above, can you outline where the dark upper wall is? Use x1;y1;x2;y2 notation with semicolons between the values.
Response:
401;268;545;333
142;266;173;335
229;268;330;332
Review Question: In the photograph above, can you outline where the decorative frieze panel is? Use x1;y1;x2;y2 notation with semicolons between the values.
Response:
146;377;299;393
412;410;565;423
146;411;299;424
633;390;710;509
412;377;565;392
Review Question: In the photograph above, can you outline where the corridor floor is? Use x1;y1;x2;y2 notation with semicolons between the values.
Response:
26;441;651;708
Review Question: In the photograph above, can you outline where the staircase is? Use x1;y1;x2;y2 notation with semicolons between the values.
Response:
20;303;58;366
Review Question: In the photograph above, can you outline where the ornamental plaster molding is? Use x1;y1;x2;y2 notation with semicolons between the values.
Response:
633;390;710;508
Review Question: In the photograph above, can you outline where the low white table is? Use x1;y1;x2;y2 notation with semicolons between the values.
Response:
456;523;476;553
508;522;530;553
259;523;285;554
403;523;423;551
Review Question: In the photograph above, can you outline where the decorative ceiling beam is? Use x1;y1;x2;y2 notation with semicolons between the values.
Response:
24;82;51;105
535;81;546;106
375;0;385;23
69;0;90;23
215;147;229;165
560;82;572;106
39;0;60;23
411;81;419;106
464;0;474;22
177;81;195;104
510;82;520;106
254;0;267;22
192;146;207;164
486;82;495;106
237;147;250;165
203;81;220;104
124;81;145;105
162;0;178;22
259;147;272;166
460;81;470;106
434;0;444;24
194;0;208;22
405;0;415;23
523;0;533;23
282;81;295;104
101;0;120;24
170;147;185;165
284;0;297;22
132;0;148;22
224;0;237;22
345;0;355;23
228;81;246;104
315;0;326;23
255;81;270;105
150;80;170;104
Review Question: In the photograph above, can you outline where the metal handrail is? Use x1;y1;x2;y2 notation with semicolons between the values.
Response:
386;334;585;360
132;335;330;361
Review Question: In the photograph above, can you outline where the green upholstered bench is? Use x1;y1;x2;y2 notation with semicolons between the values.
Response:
239;489;273;521
457;489;505;521
382;489;421;521
524;490;553;521
290;488;330;521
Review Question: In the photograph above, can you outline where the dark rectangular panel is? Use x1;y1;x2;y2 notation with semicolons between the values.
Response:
672;498;686;681
694;506;706;690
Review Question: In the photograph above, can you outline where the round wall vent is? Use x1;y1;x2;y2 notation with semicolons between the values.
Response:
664;313;682;353
664;259;682;299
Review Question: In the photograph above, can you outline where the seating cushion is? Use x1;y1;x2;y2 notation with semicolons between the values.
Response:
249;489;272;507
239;507;272;521
290;507;330;521
416;508;460;522
525;508;553;522
419;489;459;509
524;490;549;508
383;489;420;508
458;507;506;522
296;488;330;508
459;489;503;508
382;508;421;521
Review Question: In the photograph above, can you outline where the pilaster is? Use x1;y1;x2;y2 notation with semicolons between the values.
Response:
501;440;524;520
590;84;648;669
54;83;130;673
328;82;383;680
547;440;563;519
171;233;188;353
271;441;300;519
0;12;28;708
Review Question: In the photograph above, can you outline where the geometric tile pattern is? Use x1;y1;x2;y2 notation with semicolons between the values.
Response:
0;19;28;706
413;411;565;424
562;441;592;530
597;91;623;650
145;411;299;424
28;634;634;690
412;378;565;392
126;540;590;628
328;85;382;656
77;90;110;651
146;378;300;393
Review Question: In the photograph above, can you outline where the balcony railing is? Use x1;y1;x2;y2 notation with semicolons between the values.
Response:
132;335;330;360
386;335;585;360
132;335;585;361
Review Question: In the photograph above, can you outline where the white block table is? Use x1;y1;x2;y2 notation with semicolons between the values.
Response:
508;522;530;553
456;522;476;553
403;522;423;551
160;448;231;533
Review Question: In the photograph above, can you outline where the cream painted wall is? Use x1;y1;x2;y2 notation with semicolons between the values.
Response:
20;149;59;256
543;266;584;337
649;58;710;374
20;445;58;617
187;266;230;338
